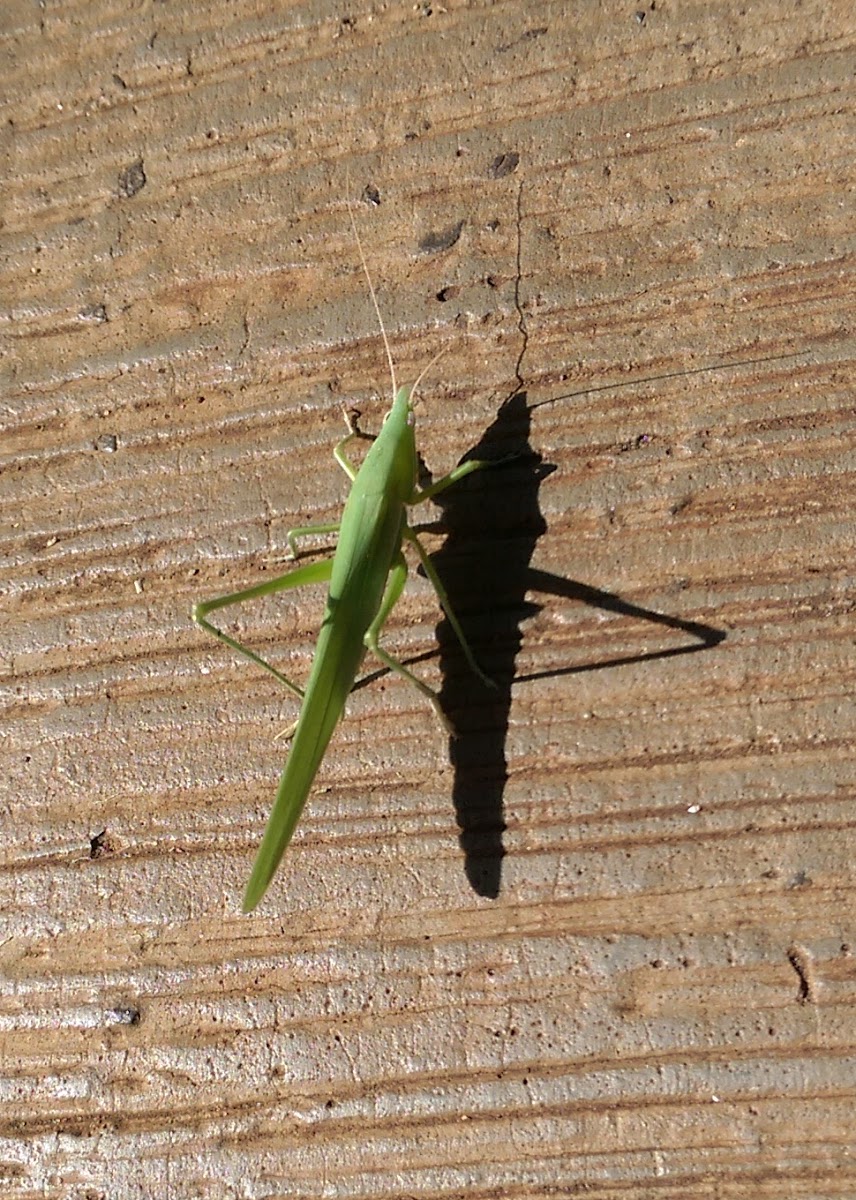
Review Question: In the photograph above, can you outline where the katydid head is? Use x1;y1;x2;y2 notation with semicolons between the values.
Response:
367;383;418;500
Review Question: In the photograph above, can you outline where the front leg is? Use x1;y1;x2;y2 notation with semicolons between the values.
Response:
334;403;375;480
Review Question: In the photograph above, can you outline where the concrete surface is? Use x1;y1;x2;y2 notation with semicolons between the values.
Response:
2;0;854;1196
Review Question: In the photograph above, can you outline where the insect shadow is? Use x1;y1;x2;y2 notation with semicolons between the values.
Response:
415;389;725;900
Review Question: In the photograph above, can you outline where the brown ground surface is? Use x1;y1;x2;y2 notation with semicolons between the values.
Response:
2;2;855;1197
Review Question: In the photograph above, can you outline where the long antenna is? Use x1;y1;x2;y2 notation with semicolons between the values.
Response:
346;181;397;399
410;343;449;403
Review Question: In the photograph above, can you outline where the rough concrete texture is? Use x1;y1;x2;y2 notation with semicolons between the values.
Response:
2;1;855;1196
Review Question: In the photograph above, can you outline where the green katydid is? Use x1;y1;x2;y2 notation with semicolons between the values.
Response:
193;194;501;912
